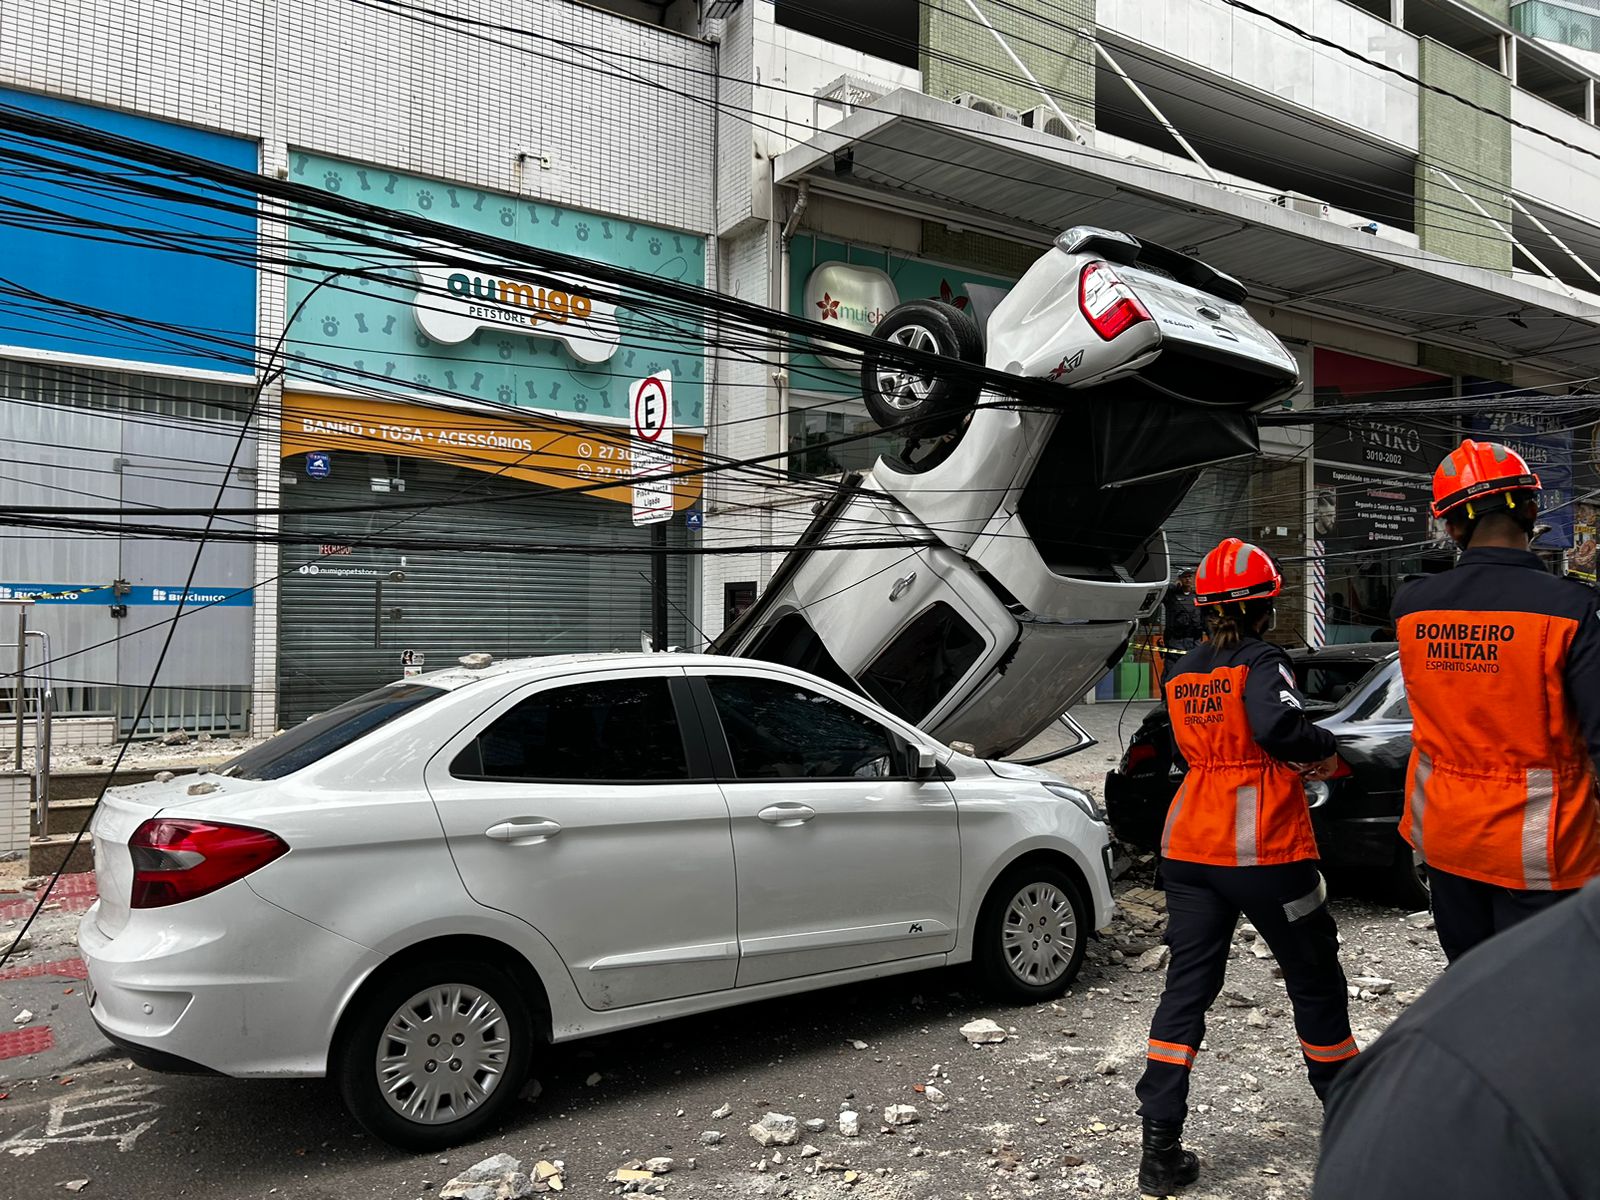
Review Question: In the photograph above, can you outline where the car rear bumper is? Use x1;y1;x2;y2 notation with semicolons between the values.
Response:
78;882;381;1078
1103;769;1171;854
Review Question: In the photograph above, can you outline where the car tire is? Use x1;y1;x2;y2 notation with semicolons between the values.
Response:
1381;843;1430;911
974;863;1090;1003
335;959;534;1150
861;299;983;438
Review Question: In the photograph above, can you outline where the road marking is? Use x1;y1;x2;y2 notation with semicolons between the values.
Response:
1;1083;162;1155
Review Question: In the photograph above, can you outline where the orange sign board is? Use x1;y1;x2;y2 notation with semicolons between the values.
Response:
281;393;703;509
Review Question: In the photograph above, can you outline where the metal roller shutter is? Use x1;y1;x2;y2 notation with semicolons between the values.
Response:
278;451;689;724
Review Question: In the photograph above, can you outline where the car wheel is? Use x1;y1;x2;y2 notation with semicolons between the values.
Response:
975;864;1090;1002
335;960;533;1150
1382;843;1430;911
861;299;983;438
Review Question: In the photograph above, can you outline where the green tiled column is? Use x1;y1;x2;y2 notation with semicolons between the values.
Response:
920;0;1095;125
1415;40;1512;272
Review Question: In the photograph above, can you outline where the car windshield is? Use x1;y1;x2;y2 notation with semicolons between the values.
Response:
1295;658;1390;708
219;683;447;781
1341;662;1409;723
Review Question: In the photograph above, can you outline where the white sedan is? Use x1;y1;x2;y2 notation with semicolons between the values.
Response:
80;653;1113;1148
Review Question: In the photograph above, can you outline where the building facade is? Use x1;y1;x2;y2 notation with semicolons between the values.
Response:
10;0;1600;730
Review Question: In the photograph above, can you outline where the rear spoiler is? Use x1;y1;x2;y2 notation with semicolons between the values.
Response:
1055;226;1248;305
708;472;866;654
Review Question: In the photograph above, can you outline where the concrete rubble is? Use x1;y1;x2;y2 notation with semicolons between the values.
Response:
747;1111;798;1147
959;1018;1007;1045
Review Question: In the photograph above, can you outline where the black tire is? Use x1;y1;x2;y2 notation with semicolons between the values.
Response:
975;863;1090;1003
861;299;983;438
335;959;534;1150
1381;842;1431;911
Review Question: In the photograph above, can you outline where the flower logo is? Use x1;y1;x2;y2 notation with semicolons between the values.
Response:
816;292;841;320
935;279;970;310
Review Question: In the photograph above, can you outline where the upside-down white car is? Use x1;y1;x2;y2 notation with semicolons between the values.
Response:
718;227;1299;759
81;653;1113;1148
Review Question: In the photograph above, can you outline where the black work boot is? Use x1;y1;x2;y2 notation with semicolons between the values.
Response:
1138;1119;1200;1197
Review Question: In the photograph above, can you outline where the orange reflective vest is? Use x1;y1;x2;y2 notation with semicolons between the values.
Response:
1394;548;1600;891
1161;640;1330;867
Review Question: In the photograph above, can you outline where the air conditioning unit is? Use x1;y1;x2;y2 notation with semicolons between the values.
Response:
1272;191;1329;218
953;92;1021;122
1021;105;1091;143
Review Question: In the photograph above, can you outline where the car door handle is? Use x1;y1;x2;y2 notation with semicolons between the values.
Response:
757;803;816;827
485;819;563;843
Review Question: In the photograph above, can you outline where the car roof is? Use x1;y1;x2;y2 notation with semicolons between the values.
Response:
1290;642;1398;664
406;651;821;692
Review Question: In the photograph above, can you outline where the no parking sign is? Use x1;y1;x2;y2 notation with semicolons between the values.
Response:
631;373;674;526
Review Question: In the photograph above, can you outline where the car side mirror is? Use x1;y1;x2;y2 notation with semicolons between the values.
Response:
912;744;939;780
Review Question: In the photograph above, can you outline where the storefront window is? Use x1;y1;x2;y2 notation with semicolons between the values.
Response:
788;403;901;476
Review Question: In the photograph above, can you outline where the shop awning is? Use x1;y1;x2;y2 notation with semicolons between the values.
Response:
774;90;1600;382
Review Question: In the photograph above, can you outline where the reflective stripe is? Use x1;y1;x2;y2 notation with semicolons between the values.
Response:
1300;1035;1360;1063
1147;1039;1197;1068
1235;785;1259;866
1234;542;1254;574
1523;768;1555;890
1409;753;1431;858
1282;873;1327;923
1160;777;1189;856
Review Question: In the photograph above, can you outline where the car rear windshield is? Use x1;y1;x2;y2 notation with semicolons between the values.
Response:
218;683;447;781
1295;659;1388;708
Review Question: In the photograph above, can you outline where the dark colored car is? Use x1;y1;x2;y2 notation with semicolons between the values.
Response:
1104;643;1426;907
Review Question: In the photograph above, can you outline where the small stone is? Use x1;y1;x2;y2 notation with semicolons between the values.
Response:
1222;989;1258;1008
643;1158;673;1174
1093;1056;1121;1076
839;1110;861;1137
83;756;104;767
197;731;212;743
1405;910;1435;930
851;1039;869;1050
884;1104;919;1126
803;1118;827;1133
161;730;190;746
60;1184;90;1194
843;1171;860;1185
699;1131;724;1146
930;1063;941;1075
585;1072;603;1087
1062;1155;1085;1167
533;1163;561;1183
923;1085;948;1107
6;935;30;954
1352;976;1395;994
1246;1008;1270;1029
960;1018;1007;1045
748;1112;799;1147
711;1102;733;1120
612;1169;654;1183
800;1145;820;1159
1131;945;1170;973
1240;923;1259;940
1251;940;1274;959
154;771;175;783
1090;1121;1110;1133
13;1010;33;1025
1241;1073;1262;1093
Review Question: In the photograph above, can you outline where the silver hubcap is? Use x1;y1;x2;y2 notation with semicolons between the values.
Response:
376;983;510;1125
873;324;941;411
1001;882;1077;986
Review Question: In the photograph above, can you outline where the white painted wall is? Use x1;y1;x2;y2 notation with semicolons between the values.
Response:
1098;0;1419;151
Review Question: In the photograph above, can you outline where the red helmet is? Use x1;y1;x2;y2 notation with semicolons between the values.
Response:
1431;439;1540;519
1193;538;1282;606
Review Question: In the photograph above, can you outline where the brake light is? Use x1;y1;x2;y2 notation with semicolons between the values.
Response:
129;819;288;909
1326;758;1353;780
1079;261;1151;340
1124;741;1159;774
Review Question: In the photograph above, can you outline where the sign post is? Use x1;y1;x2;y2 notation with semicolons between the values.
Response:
630;373;673;651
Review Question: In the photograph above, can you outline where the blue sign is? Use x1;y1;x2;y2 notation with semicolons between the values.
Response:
306;451;332;479
0;583;253;607
0;88;258;375
1464;381;1574;550
685;509;703;531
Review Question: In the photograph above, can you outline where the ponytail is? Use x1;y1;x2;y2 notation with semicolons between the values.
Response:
1206;598;1275;651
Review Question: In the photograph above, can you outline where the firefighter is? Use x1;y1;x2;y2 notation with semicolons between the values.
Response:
1391;439;1600;962
1136;538;1356;1199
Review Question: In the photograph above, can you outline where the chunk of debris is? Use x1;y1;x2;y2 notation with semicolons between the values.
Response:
960;1018;1008;1045
1351;976;1395;995
699;1131;724;1146
838;1110;861;1138
585;1072;603;1087
1131;945;1170;973
59;1183;90;1194
1221;989;1258;1008
803;1118;827;1133
440;1154;533;1200
884;1104;919;1126
711;1102;733;1120
1246;1008;1270;1029
1093;1057;1122;1076
748;1112;799;1147
642;1157;673;1174
850;1039;869;1050
13;1010;33;1026
923;1084;948;1107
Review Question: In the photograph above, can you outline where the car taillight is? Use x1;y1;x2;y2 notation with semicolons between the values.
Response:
1326;758;1353;780
129;819;288;909
1124;741;1159;774
1079;261;1151;340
